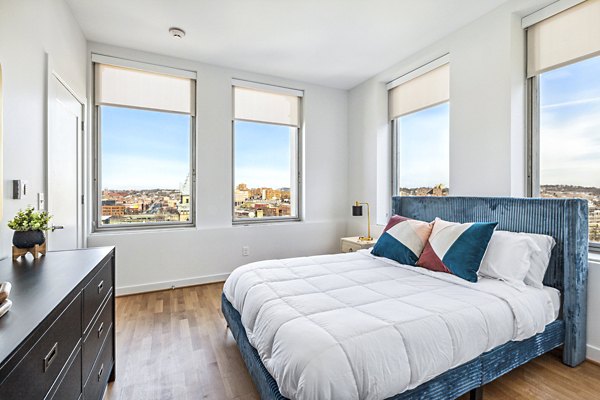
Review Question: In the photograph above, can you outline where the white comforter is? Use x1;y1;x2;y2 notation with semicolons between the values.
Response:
223;250;557;400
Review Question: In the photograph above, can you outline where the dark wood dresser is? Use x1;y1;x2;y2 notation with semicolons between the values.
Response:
0;247;116;400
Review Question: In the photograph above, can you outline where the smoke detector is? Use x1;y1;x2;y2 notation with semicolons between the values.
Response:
169;27;186;39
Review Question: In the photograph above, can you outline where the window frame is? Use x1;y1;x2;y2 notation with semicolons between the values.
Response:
391;101;450;197
526;74;540;198
391;117;399;197
92;57;197;232
231;81;303;225
526;61;600;251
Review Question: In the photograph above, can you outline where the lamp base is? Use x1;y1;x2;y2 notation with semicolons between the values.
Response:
358;236;374;242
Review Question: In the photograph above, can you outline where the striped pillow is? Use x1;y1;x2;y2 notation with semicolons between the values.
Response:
371;215;433;265
416;218;497;282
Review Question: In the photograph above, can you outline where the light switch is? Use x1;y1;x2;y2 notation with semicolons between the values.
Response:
12;180;27;199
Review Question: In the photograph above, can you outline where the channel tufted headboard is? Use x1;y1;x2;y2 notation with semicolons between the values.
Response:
392;196;589;366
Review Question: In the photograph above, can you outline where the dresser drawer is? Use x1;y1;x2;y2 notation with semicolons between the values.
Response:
82;295;113;383
83;259;112;333
1;293;82;399
84;327;114;400
50;348;82;400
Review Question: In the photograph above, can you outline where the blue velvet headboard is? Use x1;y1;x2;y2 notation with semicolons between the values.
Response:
392;196;589;366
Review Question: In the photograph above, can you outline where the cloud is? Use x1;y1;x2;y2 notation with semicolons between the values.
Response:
540;106;600;186
542;96;600;110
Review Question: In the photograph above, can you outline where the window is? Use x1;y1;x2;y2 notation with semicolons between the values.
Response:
389;60;450;196
526;0;600;244
93;56;196;228
232;80;302;222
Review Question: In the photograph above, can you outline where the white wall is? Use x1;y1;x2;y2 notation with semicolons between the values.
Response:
347;0;547;234
86;43;348;295
587;258;600;362
345;0;600;363
0;0;87;256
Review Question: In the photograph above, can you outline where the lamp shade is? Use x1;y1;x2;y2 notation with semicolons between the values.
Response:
352;205;363;216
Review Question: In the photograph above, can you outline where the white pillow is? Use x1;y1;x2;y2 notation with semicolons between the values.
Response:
522;233;556;289
479;231;534;289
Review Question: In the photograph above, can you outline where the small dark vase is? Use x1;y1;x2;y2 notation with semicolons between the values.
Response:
12;230;46;249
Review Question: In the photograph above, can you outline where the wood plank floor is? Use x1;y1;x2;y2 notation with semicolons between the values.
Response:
105;283;600;400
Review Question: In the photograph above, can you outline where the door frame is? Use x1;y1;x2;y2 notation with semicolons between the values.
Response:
46;55;87;249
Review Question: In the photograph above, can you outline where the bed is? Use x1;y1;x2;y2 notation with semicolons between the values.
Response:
221;196;588;400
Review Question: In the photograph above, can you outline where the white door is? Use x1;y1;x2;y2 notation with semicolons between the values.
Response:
47;74;83;250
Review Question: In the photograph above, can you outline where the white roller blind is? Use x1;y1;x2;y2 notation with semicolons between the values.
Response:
95;64;196;115
234;86;300;127
527;0;600;77
388;63;449;120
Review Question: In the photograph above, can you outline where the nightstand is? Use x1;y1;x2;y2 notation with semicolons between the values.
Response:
340;236;377;253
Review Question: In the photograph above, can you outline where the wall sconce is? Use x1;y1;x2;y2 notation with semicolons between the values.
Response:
352;201;373;241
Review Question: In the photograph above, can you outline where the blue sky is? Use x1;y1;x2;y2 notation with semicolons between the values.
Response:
101;106;190;190
396;54;600;190
397;102;449;189
234;121;293;189
539;55;600;187
102;55;600;191
101;107;292;190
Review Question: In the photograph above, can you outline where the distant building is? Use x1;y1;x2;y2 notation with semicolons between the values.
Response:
232;184;294;219
178;174;191;221
234;189;249;205
102;205;125;216
428;184;445;197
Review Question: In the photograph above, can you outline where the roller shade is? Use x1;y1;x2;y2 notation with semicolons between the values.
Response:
388;63;449;120
233;85;300;127
527;0;600;77
95;64;196;115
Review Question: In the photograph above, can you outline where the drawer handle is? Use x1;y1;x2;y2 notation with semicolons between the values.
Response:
98;280;104;294
43;342;58;372
98;322;104;338
98;363;104;382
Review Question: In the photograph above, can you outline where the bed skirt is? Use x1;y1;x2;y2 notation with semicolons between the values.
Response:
222;294;565;400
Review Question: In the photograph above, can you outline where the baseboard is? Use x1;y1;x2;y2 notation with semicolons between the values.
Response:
586;344;600;364
115;273;230;296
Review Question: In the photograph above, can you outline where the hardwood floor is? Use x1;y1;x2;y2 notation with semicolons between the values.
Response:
106;283;600;400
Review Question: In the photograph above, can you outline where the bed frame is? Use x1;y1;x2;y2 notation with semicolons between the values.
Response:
222;196;589;399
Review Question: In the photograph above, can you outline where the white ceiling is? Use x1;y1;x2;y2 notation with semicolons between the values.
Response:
66;0;513;89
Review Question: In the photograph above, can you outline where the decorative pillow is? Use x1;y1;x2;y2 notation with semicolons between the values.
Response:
371;215;433;265
416;218;497;282
478;231;535;289
522;233;556;289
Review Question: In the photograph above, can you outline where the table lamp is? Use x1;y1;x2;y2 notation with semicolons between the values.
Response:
352;201;373;241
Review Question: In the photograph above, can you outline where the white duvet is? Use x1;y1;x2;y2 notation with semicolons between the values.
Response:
223;250;558;400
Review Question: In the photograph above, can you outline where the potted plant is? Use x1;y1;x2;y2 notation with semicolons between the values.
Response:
7;207;52;248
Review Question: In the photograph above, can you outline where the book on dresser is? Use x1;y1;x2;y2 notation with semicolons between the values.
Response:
0;247;116;400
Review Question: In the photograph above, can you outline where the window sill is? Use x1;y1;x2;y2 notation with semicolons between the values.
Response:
589;251;600;263
90;223;196;236
232;218;302;227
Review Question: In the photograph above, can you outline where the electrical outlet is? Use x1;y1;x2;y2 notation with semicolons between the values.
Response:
242;246;250;256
